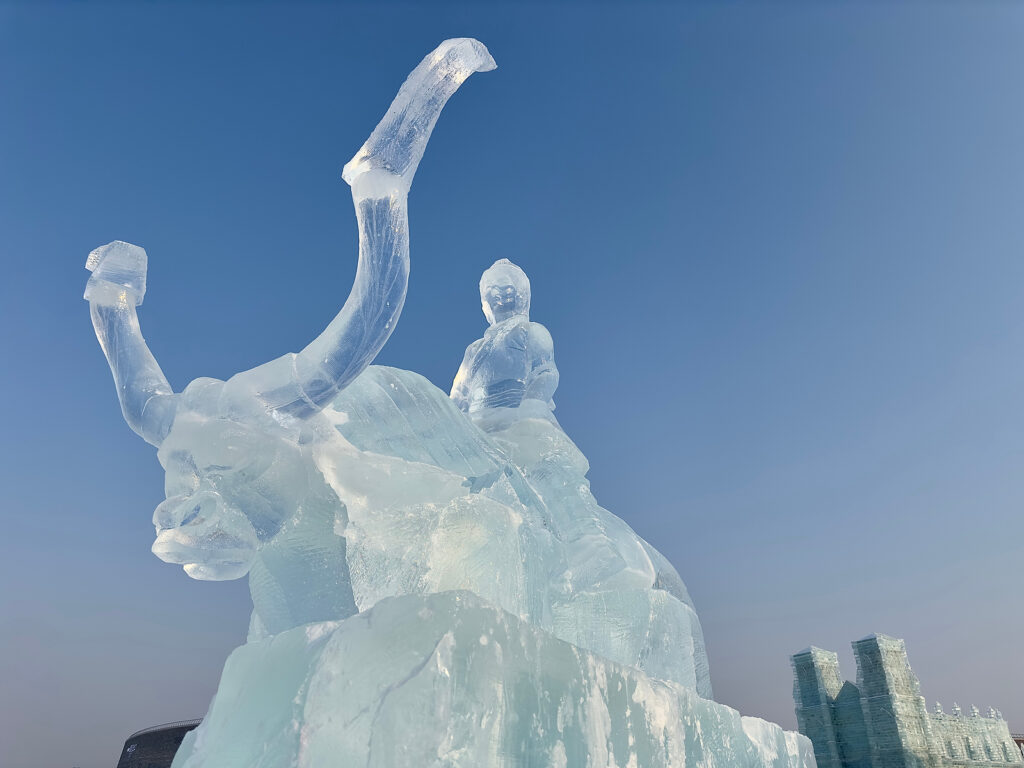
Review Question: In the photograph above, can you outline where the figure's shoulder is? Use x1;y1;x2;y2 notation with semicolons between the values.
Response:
461;336;486;360
526;321;554;351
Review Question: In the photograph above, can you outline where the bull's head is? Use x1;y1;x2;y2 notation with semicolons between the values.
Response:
151;380;309;580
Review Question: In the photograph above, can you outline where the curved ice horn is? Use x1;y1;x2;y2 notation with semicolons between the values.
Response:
241;39;496;419
342;38;497;190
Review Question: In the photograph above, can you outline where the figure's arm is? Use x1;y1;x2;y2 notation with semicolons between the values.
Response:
525;322;559;407
235;39;496;419
86;241;178;447
450;339;484;412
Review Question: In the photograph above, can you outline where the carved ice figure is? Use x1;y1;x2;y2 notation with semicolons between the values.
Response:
451;259;712;696
86;39;496;586
85;38;811;768
450;259;558;425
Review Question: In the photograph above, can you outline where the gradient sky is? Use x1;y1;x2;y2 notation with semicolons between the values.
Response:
2;3;1023;767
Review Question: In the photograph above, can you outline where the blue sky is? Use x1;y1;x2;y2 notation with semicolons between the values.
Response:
2;3;1022;767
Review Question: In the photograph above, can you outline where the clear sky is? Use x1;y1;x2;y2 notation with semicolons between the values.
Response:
2;3;1022;767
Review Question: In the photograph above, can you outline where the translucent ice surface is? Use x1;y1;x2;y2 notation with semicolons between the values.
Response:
86;38;812;768
322;365;710;695
86;38;496;447
450;259;559;421
343;38;496;189
172;592;812;768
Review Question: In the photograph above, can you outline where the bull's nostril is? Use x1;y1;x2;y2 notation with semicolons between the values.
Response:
180;504;202;526
153;493;190;531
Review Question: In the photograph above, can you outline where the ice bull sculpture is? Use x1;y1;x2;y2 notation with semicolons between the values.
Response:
86;38;814;768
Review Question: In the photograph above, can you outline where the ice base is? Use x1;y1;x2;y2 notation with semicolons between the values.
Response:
152;363;808;766
173;591;812;768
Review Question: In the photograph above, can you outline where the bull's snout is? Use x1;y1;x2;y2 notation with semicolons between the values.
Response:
151;488;258;581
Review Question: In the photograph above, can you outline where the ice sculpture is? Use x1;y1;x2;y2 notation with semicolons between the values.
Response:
86;39;813;768
451;258;558;423
450;258;713;692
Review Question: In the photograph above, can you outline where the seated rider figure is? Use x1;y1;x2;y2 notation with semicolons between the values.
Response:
449;260;712;696
449;260;651;594
450;259;559;431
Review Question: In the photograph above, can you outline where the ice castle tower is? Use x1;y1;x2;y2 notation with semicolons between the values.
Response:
793;635;1022;768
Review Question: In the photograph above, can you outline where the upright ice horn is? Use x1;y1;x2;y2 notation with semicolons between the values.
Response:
252;38;496;419
342;38;496;191
84;39;497;435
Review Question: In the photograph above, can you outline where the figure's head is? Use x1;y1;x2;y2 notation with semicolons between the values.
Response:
479;259;530;325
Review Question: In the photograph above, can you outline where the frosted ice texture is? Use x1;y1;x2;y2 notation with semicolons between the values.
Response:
85;38;812;768
450;259;558;423
172;592;813;768
86;37;497;450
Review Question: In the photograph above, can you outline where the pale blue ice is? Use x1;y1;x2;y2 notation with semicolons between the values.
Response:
86;38;812;768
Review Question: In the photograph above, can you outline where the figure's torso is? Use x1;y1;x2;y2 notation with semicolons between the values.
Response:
461;318;534;412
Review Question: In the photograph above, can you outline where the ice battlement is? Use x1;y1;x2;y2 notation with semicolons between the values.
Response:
792;635;1023;768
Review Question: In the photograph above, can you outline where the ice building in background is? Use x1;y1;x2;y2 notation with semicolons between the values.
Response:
793;635;1023;768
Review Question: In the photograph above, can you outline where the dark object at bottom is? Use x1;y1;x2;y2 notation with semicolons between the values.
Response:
115;719;201;768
